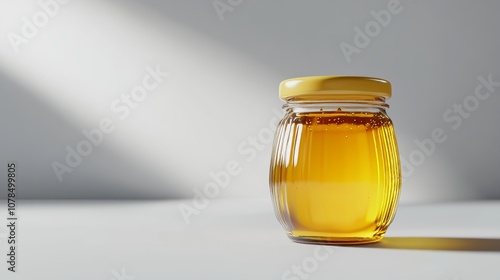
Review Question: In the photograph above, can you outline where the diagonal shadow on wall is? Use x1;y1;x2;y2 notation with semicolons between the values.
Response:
0;70;189;199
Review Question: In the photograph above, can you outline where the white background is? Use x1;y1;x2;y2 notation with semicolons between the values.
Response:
0;1;500;280
0;0;499;203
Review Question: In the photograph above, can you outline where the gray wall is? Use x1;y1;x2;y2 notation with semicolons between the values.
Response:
0;0;499;203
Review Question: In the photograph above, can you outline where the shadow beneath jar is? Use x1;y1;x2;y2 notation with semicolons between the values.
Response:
347;237;500;252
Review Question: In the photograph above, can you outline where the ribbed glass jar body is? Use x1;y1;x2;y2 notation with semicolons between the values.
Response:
269;100;401;244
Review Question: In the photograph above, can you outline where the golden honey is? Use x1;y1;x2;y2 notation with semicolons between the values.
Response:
269;76;401;244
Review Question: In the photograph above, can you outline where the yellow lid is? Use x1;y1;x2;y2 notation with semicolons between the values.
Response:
279;76;391;101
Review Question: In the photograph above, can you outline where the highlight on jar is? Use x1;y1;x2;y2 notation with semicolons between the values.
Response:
269;76;402;245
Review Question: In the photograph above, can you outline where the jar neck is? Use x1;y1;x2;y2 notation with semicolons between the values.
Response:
283;98;388;114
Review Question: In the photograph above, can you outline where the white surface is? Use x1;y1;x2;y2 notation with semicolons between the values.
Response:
0;199;499;279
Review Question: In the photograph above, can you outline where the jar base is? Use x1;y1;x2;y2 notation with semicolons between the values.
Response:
288;234;384;245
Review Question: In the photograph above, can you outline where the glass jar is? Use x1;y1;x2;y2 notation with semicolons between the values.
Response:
269;76;401;244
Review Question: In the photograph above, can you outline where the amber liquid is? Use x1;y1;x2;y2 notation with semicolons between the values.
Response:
270;110;401;244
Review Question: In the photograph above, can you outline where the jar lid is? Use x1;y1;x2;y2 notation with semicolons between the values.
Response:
279;76;391;101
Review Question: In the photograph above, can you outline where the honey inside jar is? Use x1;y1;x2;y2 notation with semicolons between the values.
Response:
270;76;402;244
270;109;401;244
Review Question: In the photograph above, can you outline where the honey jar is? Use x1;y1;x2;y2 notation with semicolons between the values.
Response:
269;76;401;244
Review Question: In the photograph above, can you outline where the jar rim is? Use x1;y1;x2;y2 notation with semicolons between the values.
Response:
279;76;391;101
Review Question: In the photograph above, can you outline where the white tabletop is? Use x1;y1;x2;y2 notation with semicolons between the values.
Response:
0;199;499;280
